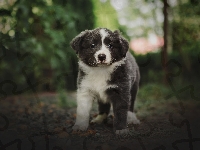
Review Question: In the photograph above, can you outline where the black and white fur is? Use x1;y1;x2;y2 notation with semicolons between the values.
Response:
70;28;140;134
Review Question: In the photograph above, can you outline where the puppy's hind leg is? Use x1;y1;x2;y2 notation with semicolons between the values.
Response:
91;101;110;124
129;80;139;112
128;79;140;124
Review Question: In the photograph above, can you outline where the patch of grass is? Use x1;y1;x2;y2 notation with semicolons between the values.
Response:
135;83;175;118
135;83;200;119
136;83;171;108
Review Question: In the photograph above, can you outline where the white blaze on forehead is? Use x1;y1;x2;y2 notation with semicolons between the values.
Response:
94;29;112;64
100;29;108;40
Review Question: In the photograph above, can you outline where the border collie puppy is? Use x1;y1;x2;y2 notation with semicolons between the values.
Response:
70;28;140;134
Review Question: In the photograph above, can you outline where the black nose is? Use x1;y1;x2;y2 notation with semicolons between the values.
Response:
98;54;106;62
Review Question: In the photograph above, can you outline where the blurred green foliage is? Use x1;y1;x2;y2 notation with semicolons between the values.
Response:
0;0;200;102
92;0;119;30
172;1;200;72
134;51;200;98
0;0;95;98
132;0;200;100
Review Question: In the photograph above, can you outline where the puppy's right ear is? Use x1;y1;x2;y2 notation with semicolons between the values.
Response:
70;30;89;54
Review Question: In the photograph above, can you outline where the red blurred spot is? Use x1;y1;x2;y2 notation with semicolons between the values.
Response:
130;37;164;54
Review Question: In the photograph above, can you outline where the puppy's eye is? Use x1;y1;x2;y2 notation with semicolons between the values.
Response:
90;44;95;48
108;44;113;48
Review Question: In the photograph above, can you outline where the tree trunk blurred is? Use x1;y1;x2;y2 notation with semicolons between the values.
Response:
161;0;169;85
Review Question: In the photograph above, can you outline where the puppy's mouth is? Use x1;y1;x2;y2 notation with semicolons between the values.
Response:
87;60;111;67
97;63;110;66
96;60;111;66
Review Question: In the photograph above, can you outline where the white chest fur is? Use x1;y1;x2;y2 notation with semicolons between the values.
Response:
78;59;126;103
79;62;113;103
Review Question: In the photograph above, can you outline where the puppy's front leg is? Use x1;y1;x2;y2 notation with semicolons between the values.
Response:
107;88;129;134
112;101;129;134
73;90;93;131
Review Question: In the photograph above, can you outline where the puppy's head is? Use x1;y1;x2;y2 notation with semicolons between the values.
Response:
70;28;129;67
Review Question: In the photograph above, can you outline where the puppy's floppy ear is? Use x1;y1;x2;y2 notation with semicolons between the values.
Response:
70;30;89;54
114;30;129;57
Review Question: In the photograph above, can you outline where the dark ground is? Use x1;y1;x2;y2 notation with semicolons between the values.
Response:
0;92;200;150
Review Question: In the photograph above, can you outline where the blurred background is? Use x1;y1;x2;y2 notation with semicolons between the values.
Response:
0;0;200;107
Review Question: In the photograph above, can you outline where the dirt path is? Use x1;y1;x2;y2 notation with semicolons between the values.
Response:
0;93;200;150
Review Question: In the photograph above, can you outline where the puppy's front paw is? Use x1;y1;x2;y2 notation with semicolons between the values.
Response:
115;128;129;135
72;124;88;131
